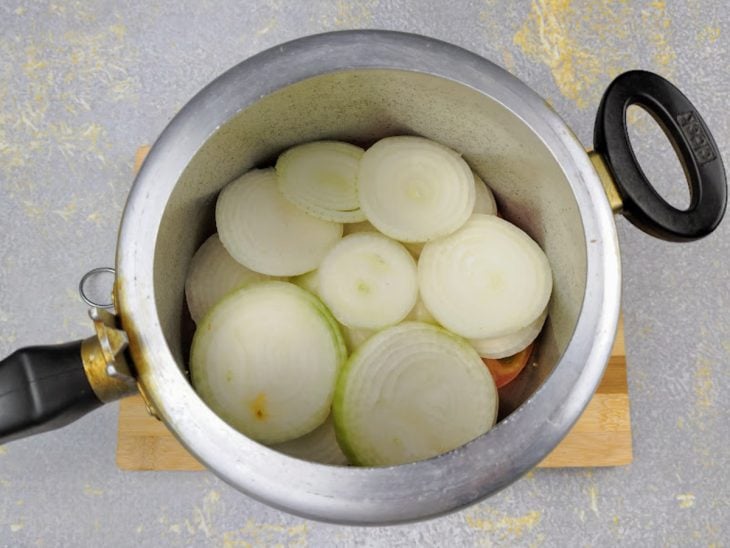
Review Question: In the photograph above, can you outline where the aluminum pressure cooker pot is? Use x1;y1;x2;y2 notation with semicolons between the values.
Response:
0;31;725;524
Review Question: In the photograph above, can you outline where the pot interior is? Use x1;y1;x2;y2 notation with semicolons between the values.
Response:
152;68;587;457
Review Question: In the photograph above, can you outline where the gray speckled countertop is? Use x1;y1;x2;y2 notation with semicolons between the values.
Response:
0;1;728;546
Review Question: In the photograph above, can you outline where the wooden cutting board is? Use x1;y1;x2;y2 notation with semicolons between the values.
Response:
116;146;632;471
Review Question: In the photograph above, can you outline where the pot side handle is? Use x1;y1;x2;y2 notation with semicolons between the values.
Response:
0;341;102;444
593;70;726;242
0;309;138;444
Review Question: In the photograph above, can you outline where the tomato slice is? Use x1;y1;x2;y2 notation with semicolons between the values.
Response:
482;342;535;388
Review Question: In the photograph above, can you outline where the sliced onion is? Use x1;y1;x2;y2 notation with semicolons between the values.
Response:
418;214;552;339
185;234;280;323
190;281;346;444
216;169;342;276
470;307;547;359
358;136;475;242
276;141;366;223
473;173;498;215
271;415;349;465
318;232;418;329
333;322;498;466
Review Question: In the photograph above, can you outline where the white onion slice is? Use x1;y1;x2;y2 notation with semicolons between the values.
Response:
358;136;475;242
185;234;280;323
291;269;376;352
418;214;552;339
271;415;349;465
276;141;366;223
469;307;548;359
318;232;418;329
333;322;498;466
190;281;346;444
291;269;378;352
473;173;498;215
216;169;343;276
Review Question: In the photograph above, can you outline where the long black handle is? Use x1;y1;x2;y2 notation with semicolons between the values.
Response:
594;70;726;241
0;341;102;444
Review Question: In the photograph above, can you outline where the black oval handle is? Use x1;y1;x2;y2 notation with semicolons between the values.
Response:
594;70;726;241
0;341;102;444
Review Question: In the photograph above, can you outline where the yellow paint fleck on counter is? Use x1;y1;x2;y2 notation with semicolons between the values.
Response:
641;1;676;73
182;489;223;539
221;520;309;547
588;485;599;516
23;45;48;75
22;200;45;219
109;24;127;40
0;445;6;455
184;518;196;535
10;523;24;533
698;25;721;43
694;357;714;409
502;48;516;72
513;0;603;109
48;3;68;16
320;0;376;28
87;211;103;225
64;287;79;303
0;23;138;179
676;493;696;508
465;506;542;539
513;0;677;108
54;200;78;221
83;484;104;496
256;19;278;37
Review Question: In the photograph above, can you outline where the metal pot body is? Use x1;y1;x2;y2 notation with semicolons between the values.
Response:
116;31;620;524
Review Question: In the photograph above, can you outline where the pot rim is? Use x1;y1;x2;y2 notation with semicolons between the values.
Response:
116;30;621;524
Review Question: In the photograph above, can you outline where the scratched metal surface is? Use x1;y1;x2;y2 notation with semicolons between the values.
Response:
0;1;728;546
